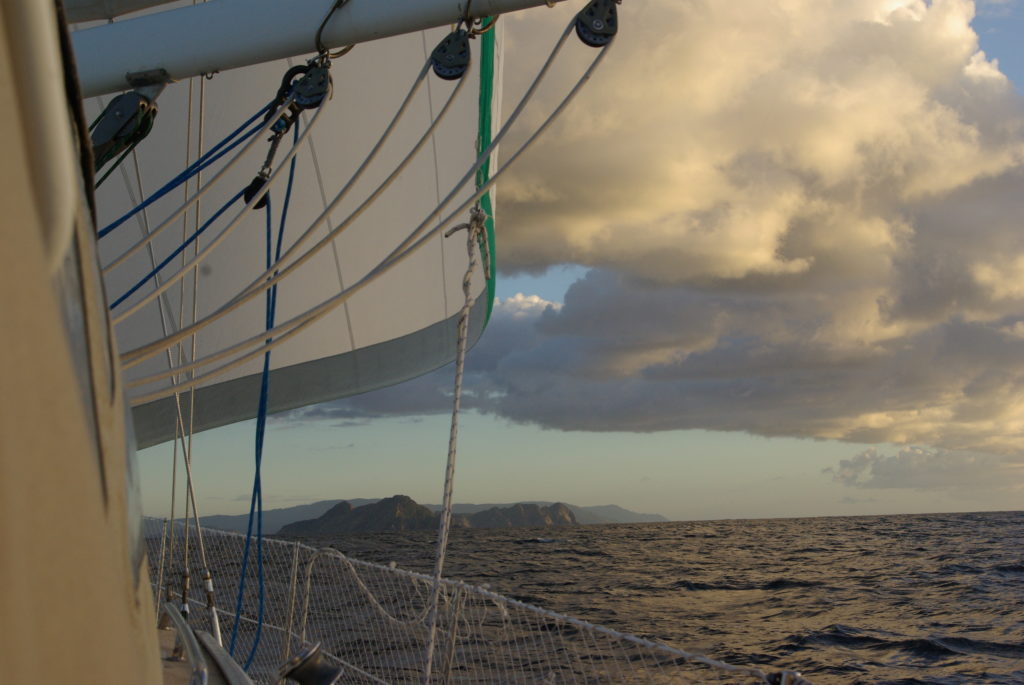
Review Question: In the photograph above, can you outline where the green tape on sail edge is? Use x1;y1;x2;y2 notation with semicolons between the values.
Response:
477;18;497;324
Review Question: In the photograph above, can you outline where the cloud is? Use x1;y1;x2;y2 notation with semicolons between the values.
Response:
292;2;1024;462
828;446;1024;490
498;0;1022;285
840;496;878;504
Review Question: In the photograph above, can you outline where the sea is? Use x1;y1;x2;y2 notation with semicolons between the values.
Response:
311;510;1024;684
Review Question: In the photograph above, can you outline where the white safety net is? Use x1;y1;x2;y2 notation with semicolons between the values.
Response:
145;518;807;684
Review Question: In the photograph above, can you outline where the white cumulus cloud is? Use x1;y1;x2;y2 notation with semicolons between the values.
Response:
827;446;1024;490
297;1;1024;473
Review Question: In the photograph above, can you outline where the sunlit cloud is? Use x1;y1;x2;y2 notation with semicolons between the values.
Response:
826;446;1024;490
292;1;1024;478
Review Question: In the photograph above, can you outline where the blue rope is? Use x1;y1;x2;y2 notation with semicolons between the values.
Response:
230;120;300;669
98;103;271;239
228;197;273;661
108;188;245;310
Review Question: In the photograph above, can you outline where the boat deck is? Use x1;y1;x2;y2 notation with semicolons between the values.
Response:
160;625;250;685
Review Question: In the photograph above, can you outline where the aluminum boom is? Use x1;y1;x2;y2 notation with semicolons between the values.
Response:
65;0;184;23
73;0;565;97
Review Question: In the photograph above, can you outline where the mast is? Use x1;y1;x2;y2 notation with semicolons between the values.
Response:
73;0;564;97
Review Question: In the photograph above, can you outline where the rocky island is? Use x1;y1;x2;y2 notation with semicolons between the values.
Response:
278;495;576;536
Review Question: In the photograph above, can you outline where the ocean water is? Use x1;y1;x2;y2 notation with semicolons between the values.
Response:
310;510;1024;684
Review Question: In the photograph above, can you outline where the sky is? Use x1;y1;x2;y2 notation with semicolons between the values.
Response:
140;0;1024;522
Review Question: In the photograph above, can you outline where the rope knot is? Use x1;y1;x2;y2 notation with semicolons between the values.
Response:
444;205;491;280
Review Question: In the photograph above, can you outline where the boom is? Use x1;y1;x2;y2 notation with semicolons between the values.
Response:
73;0;564;97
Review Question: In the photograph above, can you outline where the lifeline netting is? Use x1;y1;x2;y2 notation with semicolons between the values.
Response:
145;518;807;684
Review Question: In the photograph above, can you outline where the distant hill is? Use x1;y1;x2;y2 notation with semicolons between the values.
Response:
277;495;577;536
280;496;438;535
424;502;667;525
198;498;664;534
199;499;380;534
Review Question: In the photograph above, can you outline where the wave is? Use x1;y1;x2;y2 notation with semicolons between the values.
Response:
672;578;825;591
785;625;1024;662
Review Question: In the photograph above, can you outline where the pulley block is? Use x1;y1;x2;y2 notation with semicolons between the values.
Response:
575;0;618;48
91;92;158;170
266;62;332;135
243;175;270;210
291;65;332;109
431;28;471;80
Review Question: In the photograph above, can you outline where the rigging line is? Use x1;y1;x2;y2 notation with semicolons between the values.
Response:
171;19;212;630
125;30;610;405
101;95;296;275
113;147;183;344
164;403;181;609
185;72;224;646
231;122;299;662
116;55;421;333
109;98;329;323
180;74;197;611
288;55;357;355
120;59;434;363
421;31;450;318
169;73;197;620
249;123;298;669
122;15;577;368
228;205;273;660
123;17;594;380
301;118;357;351
116;110;201;614
109;189;245;309
155;519;169;616
178;71;197;443
124;67;460;373
127;144;216;594
422;208;485;683
95;143;137;188
99;108;270;239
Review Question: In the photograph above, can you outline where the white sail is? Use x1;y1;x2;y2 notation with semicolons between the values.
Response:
91;24;503;447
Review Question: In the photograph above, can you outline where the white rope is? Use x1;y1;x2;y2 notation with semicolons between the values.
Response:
114;86;210;616
124;32;611;403
144;517;808;684
122;18;575;367
422;206;486;684
187;71;224;647
155;518;169;609
421;31;450;317
101;94;296;274
122;71;461;374
300;549;432;631
112;57;426;327
109;95;328;324
120;58;437;365
119;142;183;342
121;17;597;386
179;73;199;580
289;56;359;356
